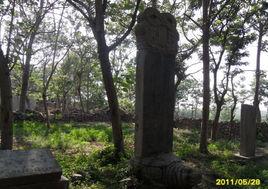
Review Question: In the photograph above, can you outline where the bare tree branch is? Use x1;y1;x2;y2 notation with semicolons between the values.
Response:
180;17;197;45
66;0;95;27
170;0;178;13
184;13;202;29
185;61;201;69
6;0;16;59
186;68;203;77
108;0;141;51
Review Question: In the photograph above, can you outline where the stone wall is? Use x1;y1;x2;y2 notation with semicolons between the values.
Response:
175;118;268;141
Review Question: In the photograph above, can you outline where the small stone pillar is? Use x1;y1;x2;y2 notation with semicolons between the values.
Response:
240;104;256;157
132;7;200;188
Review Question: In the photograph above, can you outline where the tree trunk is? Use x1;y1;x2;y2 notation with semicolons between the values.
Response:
256;107;261;123
0;50;13;150
266;106;268;122
253;23;263;124
86;78;90;113
191;105;194;119
78;86;84;121
229;76;237;139
98;47;124;154
230;75;237;124
199;0;210;154
77;74;85;113
67;0;141;154
230;104;236;123
42;91;50;128
93;0;124;154
62;93;67;114
19;0;44;112
56;94;60;109
194;103;198;119
62;92;69;121
211;104;221;140
19;34;35;112
174;78;182;106
229;103;236;140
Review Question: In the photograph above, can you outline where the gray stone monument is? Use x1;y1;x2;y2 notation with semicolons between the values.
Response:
132;7;200;188
0;149;69;189
240;104;256;157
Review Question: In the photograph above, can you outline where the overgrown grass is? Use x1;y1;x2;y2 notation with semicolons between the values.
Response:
14;121;113;149
13;121;135;189
12;121;268;188
173;127;268;188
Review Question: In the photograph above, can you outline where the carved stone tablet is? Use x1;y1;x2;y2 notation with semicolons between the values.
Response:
134;8;179;158
240;104;256;157
135;7;179;55
132;8;201;188
0;149;62;187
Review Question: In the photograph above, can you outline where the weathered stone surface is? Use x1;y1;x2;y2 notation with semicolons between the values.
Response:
132;153;201;189
133;7;201;188
240;104;256;157
135;8;179;55
6;176;69;189
135;8;179;158
0;149;62;187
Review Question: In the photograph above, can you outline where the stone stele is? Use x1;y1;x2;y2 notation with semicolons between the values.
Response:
133;7;201;189
0;149;68;188
240;104;256;157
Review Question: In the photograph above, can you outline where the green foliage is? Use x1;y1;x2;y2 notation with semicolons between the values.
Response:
208;140;238;157
173;127;268;188
173;129;200;158
249;72;268;112
175;78;202;118
210;159;268;186
176;78;202;102
14;121;113;150
13;121;268;188
106;0;137;35
220;106;231;122
13;121;135;188
207;140;268;187
51;51;107;111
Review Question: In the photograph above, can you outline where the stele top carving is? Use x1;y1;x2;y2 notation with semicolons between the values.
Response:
135;7;179;55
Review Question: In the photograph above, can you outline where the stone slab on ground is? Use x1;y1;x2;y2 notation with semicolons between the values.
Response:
234;152;265;160
5;176;69;189
0;149;62;187
235;142;268;160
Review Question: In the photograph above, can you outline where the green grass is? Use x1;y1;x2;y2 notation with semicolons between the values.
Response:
12;121;268;189
173;128;268;188
14;121;113;149
13;121;134;189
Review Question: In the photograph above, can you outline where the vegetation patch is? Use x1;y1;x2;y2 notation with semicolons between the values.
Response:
12;121;268;188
